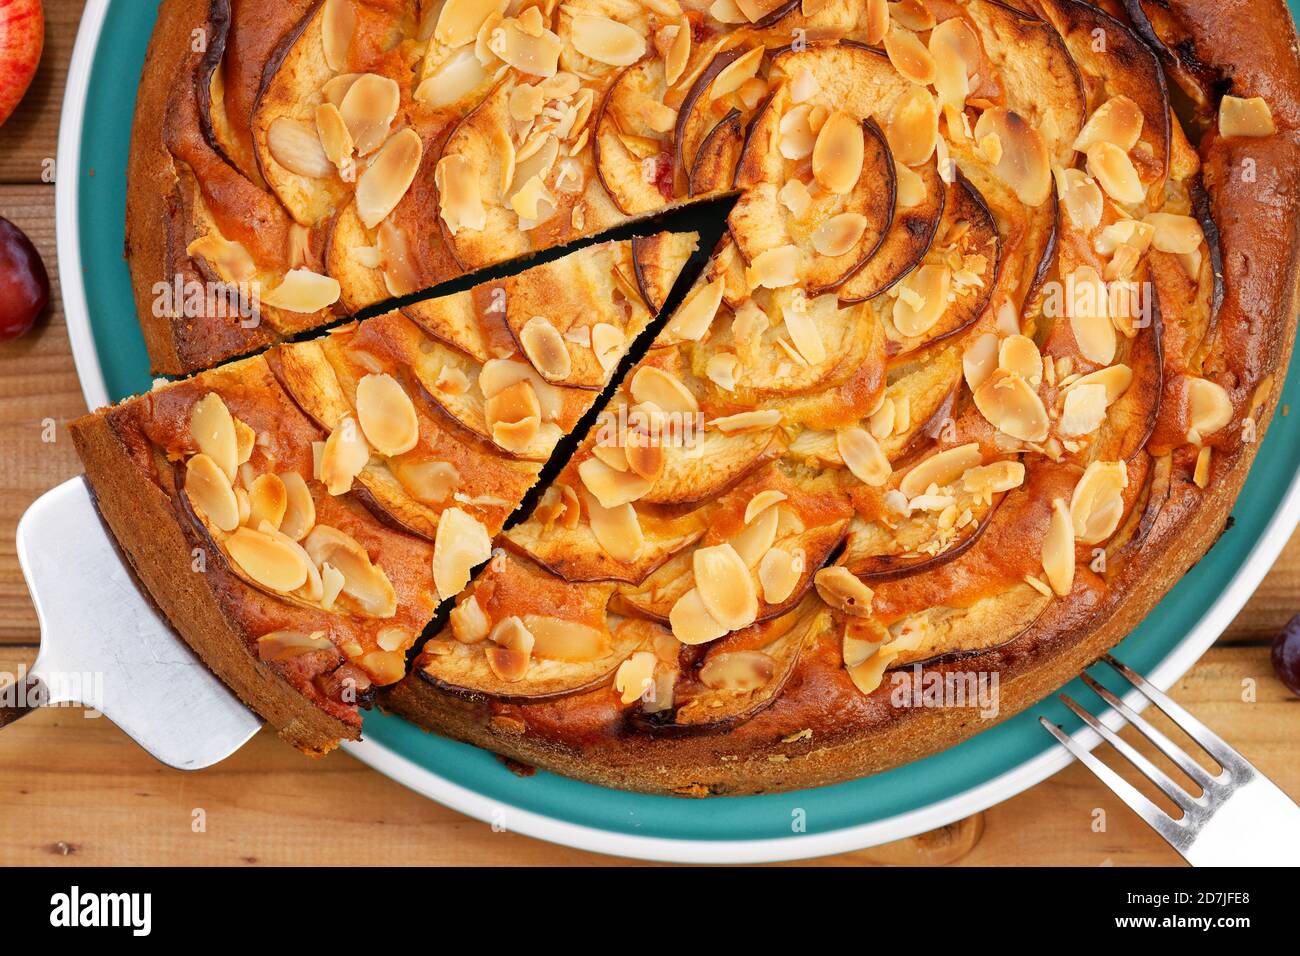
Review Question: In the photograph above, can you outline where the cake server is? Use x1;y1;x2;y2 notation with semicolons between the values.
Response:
0;477;262;768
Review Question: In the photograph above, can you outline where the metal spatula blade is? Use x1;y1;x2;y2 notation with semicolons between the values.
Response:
8;477;262;769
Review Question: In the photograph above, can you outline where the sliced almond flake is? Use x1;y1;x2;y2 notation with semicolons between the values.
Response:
519;316;572;380
436;154;486;235
758;547;802;605
492;15;563;77
744;490;788;525
837;427;891;486
322;0;355;72
435;0;504;49
615;652;658;705
1041;498;1075;597
1186;377;1233;443
319;415;371;495
812;212;868;258
669;587;729;645
892;264;950;337
1070;460;1128;543
973;369;1049;443
591;323;624;372
962;461;1025;496
571;15;646;67
186;453;240;532
884;26;936;85
355;372;420;457
710;409;782;432
339;73;400;158
1086;142;1145;205
972;107;1049;205
1055;167;1103;232
1058;381;1107;438
356;128;422;229
888;85;939;168
1143;212;1203;255
782;298;827;364
813;566;873;617
260;269;341;313
630;365;698;414
267;118;333;179
227;527;310;594
432;507;492;601
665;17;692;86
510;173;556;222
694;543;759;631
746;245;800;289
578;455;653;508
1193;446;1212;488
1066;265;1117;366
779;178;814;218
584;489;645;562
867;398;895;439
708;349;740;391
1219;95;1276;138
1072;95;1144;152
812;110;865;194
710;45;764;100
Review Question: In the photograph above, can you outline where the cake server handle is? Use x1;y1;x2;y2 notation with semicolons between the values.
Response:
0;671;44;728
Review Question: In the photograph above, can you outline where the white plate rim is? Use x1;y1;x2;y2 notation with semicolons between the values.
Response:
55;0;1300;864
57;0;112;413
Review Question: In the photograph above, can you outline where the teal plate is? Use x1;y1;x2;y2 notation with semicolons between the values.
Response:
55;0;1300;861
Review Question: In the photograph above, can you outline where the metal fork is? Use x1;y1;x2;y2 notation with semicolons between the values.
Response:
1039;654;1300;866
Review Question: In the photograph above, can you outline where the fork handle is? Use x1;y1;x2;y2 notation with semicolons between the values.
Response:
0;673;45;728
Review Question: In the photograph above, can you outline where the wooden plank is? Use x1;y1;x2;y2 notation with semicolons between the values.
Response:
1221;532;1300;644
0;645;1291;866
0;0;86;185
0;184;89;645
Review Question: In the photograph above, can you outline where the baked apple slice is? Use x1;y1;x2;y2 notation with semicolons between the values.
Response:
198;0;317;183
593;56;680;215
1037;0;1172;205
837;581;1050;698
502;467;708;584
434;63;621;272
689;291;877;405
689;108;746;195
728;77;897;294
268;333;540;540
633;231;700;312
881;173;1000;357
416;553;642;702
637;599;829;733
837;153;946;303
614;465;853;624
151;2;341;364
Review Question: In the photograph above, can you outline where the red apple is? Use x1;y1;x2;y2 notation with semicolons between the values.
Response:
0;0;43;127
0;217;49;339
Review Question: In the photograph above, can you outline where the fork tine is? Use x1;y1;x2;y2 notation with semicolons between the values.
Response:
1038;715;1189;850
1058;694;1199;812
1080;673;1217;791
1102;655;1249;775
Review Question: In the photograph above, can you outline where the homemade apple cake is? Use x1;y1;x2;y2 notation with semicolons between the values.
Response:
88;0;1300;793
72;233;695;752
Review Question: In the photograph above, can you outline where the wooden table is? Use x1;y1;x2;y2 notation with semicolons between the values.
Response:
0;0;1294;867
